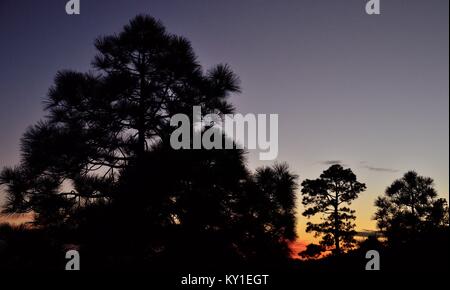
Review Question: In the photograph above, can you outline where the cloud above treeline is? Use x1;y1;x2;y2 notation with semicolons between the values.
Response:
320;160;346;166
363;166;398;173
318;160;398;173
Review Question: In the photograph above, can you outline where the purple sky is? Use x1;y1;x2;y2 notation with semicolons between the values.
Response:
0;0;448;239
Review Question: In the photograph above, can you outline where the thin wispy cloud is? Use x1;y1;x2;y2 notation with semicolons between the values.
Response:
363;165;398;173
320;160;345;166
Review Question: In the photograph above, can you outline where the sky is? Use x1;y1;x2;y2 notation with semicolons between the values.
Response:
0;0;448;244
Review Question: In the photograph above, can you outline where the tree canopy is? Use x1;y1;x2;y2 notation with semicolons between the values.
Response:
301;164;366;254
0;15;298;269
374;171;449;244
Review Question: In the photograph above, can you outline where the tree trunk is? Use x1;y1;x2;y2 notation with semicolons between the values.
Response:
137;60;146;165
334;191;341;255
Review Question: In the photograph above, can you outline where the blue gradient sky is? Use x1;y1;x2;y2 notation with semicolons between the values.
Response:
0;0;448;241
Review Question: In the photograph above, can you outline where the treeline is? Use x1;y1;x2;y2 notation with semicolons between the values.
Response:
297;167;449;272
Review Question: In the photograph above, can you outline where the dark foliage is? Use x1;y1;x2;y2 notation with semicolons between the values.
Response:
374;171;449;245
301;164;366;255
0;15;297;271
